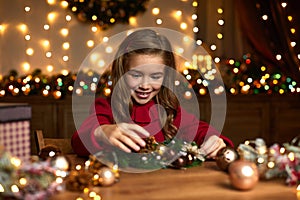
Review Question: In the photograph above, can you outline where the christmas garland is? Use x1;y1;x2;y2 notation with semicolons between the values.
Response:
64;0;150;30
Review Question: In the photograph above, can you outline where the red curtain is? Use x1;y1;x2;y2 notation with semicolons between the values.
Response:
235;0;300;83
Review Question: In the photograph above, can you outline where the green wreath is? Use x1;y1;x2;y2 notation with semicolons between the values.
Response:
64;0;150;30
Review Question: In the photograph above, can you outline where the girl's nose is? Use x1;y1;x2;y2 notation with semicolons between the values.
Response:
139;77;151;89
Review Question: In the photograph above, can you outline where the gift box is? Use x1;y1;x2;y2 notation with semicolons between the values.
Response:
0;103;31;161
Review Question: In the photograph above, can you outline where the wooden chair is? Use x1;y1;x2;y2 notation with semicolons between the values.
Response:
34;130;74;154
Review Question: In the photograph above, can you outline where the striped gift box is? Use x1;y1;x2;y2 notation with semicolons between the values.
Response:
0;103;31;161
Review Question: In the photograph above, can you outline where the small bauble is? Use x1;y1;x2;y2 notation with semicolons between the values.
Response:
228;160;259;190
215;146;239;171
39;145;62;160
98;167;116;186
171;156;187;169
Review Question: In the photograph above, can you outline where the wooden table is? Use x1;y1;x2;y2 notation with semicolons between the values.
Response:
51;156;298;200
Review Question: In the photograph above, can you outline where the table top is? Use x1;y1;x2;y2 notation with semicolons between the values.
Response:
51;156;298;200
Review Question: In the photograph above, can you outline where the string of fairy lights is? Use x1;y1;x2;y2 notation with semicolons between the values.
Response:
0;0;299;99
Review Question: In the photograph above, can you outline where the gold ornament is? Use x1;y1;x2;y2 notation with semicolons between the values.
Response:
228;160;259;190
98;167;116;186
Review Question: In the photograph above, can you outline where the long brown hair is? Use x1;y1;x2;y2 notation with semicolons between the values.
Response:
110;29;179;140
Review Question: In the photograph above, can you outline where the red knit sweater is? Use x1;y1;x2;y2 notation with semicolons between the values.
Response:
71;97;234;157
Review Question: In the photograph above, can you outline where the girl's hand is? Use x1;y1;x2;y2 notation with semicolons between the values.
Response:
200;135;226;159
94;123;150;153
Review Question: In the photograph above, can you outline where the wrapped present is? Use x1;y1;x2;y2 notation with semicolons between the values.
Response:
0;103;31;161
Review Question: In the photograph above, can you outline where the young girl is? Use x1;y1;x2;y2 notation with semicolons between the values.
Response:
71;28;233;160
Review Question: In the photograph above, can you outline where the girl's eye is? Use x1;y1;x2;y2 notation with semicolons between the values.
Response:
151;74;163;80
130;73;142;78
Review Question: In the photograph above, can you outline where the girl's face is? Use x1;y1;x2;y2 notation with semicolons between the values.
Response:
125;54;165;105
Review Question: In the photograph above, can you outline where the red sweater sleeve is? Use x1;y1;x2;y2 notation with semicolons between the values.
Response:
71;97;113;157
173;107;234;148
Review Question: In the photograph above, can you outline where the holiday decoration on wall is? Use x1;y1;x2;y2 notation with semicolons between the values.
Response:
0;54;299;100
64;0;150;30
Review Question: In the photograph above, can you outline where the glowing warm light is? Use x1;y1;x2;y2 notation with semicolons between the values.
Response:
210;44;217;51
291;28;296;34
199;88;206;95
22;62;30;71
92;15;97;21
87;40;94;48
291;41;296;47
214;57;220;63
105;46;113;53
97;60;105;68
71;6;77;12
0;24;8;34
217;33;223;39
180;22;187;30
262;15;268;20
11;185;19;193
66;15;72;22
53;90;62;99
193;27;199;33
192;14;197;20
0;184;4;192
281;2;287;8
217;8;223;14
41;40;50;49
184;91;192;99
276;54;282;60
47;65;54;72
176;10;182;17
104;88;111;96
18;24;28;33
47;0;56;5
110;18;115;23
26;48;34;56
152;8;160;15
62;55;69;62
44;24;50;30
288;16;293;21
45;51;52;58
192;1;198;7
19;178;27;185
60;0;69;8
230;88;236;94
60;28;69;36
47;12;57;23
129;17;137;26
103;37;109;42
288;152;295;161
218;19;224;26
62;42;70;50
11;157;21;167
91;26;98;32
24;6;31;12
156;18;163;25
24;34;31;41
61;69;69;76
196;39;202;45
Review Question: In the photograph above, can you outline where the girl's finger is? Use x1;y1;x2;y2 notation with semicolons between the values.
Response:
123;123;150;137
118;134;141;152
